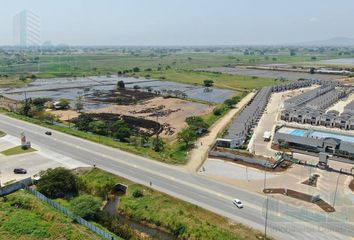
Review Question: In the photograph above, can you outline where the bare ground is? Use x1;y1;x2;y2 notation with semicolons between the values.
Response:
88;97;214;138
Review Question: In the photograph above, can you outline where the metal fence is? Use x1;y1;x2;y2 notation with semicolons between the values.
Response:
25;187;118;240
0;177;32;197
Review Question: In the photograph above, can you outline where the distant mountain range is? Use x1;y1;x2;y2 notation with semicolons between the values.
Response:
293;37;354;47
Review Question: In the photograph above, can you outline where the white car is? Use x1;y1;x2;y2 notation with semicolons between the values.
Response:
233;198;243;208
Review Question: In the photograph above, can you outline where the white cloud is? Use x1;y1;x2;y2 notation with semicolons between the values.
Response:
308;17;318;22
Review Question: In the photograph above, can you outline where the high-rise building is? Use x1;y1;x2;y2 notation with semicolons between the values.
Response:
13;10;41;47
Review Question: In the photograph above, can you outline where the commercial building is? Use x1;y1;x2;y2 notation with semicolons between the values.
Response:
274;126;354;160
13;10;41;47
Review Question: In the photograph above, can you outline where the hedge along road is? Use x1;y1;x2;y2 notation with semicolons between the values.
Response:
0;114;353;240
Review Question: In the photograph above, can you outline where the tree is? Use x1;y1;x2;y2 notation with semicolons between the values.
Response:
177;127;197;148
75;96;84;112
58;98;70;109
70;195;101;220
110;120;131;141
203;79;214;87
36;112;56;124
73;113;93;131
32;97;52;111
133;85;141;90
185;116;208;130
132;67;140;72
223;95;241;108
152;137;165;152
89;120;108;135
117;80;125;90
37;167;78;198
113;127;131;141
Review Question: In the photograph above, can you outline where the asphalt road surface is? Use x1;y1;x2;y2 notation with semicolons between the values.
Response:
0;114;353;240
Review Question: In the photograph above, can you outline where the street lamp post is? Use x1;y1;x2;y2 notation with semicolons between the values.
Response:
265;196;269;238
333;172;341;208
263;168;267;190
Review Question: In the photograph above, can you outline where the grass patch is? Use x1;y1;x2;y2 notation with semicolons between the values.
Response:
133;69;279;90
0;130;5;137
77;168;270;240
1;146;36;156
0;76;32;87
0;191;106;240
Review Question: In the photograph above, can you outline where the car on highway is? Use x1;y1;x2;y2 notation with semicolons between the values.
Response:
233;198;243;208
14;168;27;174
45;131;52;135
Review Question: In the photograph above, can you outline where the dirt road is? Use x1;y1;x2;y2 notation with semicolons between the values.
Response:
183;91;256;171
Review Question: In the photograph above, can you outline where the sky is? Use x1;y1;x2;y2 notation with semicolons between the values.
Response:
1;0;354;46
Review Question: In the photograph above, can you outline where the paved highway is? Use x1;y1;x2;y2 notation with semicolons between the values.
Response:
0;114;353;240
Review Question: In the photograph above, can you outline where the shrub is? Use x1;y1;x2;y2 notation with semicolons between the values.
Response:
203;79;214;87
37;167;78;198
213;107;222;116
70;195;101;220
132;189;144;198
117;80;125;89
172;222;187;237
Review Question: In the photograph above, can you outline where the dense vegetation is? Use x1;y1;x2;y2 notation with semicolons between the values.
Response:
0;191;106;240
33;167;270;240
76;168;270;240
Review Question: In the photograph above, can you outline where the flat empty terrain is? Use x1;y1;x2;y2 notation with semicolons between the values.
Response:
203;67;341;81
89;96;214;138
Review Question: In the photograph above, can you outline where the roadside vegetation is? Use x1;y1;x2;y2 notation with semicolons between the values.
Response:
0;130;5;137
0;191;106;240
1;145;36;156
32;167;270;240
2;90;242;164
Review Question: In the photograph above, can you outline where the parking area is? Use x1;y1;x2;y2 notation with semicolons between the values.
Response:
0;134;88;185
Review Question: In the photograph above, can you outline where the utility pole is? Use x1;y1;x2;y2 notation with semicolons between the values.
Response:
333;172;341;208
155;114;160;151
246;167;249;182
264;196;269;238
263;167;267;190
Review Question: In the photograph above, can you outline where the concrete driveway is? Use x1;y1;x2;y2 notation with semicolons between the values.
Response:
0;134;88;185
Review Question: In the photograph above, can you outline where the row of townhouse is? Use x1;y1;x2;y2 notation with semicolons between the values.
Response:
281;90;354;130
219;86;273;147
216;79;333;148
283;84;335;109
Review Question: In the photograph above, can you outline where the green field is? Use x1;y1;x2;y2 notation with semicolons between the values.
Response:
0;76;32;87
0;191;104;240
134;69;278;90
1;51;350;77
1;146;36;156
0;130;5;137
77;168;270;240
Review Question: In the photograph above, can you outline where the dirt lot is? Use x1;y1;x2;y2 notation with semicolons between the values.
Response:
49;109;80;121
0;96;19;111
88;89;157;105
89;97;214;138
